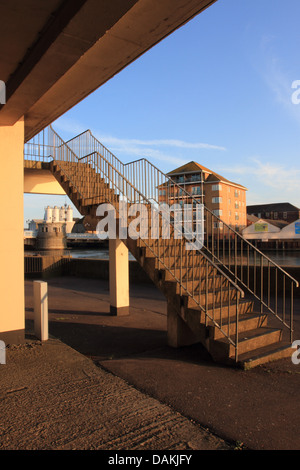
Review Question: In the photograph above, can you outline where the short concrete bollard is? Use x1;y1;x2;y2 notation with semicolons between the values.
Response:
33;281;48;341
0;340;6;364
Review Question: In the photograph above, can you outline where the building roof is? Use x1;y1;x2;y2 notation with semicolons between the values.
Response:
167;161;247;189
247;203;300;214
167;161;212;175
261;219;289;229
247;214;259;223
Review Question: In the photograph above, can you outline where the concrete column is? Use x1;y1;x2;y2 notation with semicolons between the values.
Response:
33;281;48;341
167;301;201;348
0;117;25;344
0;340;6;365
109;238;129;316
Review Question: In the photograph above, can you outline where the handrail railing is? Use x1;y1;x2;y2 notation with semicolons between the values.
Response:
66;127;298;340
73;149;245;357
25;126;244;359
24;125;298;357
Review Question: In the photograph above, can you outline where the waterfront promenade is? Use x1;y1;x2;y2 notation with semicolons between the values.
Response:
3;275;296;450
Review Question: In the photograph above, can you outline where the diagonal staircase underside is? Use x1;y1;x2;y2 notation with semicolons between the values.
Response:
24;126;299;369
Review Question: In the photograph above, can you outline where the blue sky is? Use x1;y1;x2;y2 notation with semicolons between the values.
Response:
24;0;300;224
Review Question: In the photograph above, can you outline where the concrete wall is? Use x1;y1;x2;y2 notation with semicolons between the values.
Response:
25;256;153;285
205;181;247;231
24;168;66;195
0;118;25;343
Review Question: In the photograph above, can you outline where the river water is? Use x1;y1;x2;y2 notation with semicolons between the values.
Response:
69;249;300;267
25;248;300;267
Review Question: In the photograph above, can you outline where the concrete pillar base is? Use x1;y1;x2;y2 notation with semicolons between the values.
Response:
167;301;200;348
110;305;130;317
0;329;25;345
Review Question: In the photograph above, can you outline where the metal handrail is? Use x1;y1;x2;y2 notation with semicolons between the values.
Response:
67;129;299;281
25;128;243;356
74;149;244;354
77;130;298;341
24;125;298;353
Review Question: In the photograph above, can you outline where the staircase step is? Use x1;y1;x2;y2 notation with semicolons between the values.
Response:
166;276;228;293
215;327;283;358
209;313;269;340
183;286;238;308
237;342;293;370
185;299;254;322
163;265;217;281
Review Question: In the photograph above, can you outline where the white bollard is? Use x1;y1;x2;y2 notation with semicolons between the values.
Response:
0;340;6;364
109;238;129;316
33;281;48;341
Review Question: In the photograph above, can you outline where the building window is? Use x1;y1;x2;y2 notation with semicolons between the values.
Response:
234;190;240;197
190;174;200;182
235;212;239;220
212;184;222;191
192;186;201;195
213;209;223;217
283;212;287;219
274;212;278;219
212;197;222;203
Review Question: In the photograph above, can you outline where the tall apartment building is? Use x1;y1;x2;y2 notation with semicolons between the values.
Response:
159;161;247;232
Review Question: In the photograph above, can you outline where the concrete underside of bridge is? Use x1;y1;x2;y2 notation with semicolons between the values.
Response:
24;168;66;195
0;0;217;343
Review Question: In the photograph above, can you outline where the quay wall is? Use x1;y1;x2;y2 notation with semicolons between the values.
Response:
25;256;300;297
63;258;152;284
25;256;152;285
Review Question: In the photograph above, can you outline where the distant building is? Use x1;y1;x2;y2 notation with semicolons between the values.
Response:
247;203;300;224
243;217;300;249
242;218;288;241
28;219;44;231
159;161;247;232
36;221;67;251
44;205;75;233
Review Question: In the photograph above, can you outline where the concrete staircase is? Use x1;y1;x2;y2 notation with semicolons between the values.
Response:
47;159;293;369
24;126;298;369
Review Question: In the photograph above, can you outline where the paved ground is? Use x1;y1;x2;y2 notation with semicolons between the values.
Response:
0;339;230;451
1;276;300;450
